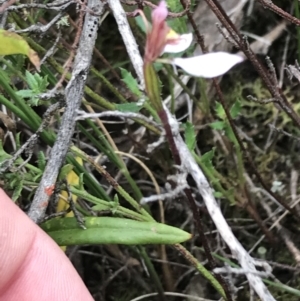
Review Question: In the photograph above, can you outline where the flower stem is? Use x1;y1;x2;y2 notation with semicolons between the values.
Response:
143;62;163;112
143;60;232;300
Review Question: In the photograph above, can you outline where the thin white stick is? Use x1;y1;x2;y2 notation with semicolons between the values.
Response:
163;105;276;301
107;0;144;89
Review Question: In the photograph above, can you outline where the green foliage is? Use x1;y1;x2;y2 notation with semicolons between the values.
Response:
135;15;148;34
11;178;24;202
58;164;74;181
210;100;242;143
16;71;49;106
166;0;196;34
210;120;225;130
0;140;12;162
184;121;196;151
41;217;192;246
120;67;142;97
115;102;142;113
200;148;215;165
56;16;70;28
230;100;241;118
37;151;46;171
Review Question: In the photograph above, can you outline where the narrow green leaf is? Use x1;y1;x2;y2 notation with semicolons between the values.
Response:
215;102;225;119
115;102;142;113
16;89;34;98
16;132;21;150
201;149;215;163
135;15;147;34
184;122;196;151
230;100;241;118
120;67;141;96
213;191;223;198
92;204;111;211
12;178;24;201
25;70;38;91
0;140;12;162
37;151;46;170
41;217;192;246
166;0;187;33
224;123;236;143
58;164;74;181
210;120;225;130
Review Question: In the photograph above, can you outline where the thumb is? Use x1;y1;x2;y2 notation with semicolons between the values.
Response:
0;189;94;301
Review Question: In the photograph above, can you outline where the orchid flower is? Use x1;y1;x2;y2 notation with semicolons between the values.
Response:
144;1;244;78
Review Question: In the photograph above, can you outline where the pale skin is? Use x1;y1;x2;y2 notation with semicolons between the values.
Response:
0;189;94;301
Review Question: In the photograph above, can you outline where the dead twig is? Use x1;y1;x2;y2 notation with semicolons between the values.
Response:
107;0;145;89
28;0;105;223
257;0;300;27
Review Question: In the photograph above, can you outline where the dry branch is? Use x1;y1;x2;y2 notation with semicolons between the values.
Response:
28;0;105;223
107;0;145;89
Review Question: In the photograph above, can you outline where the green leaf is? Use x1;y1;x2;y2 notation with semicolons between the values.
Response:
16;72;49;106
113;194;119;205
120;68;141;97
78;173;84;190
25;71;48;94
16;89;35;98
0;140;12;162
135;15;148;34
224;122;236;143
184;122;196;151
12;178;24;202
213;191;223;198
25;70;38;91
201;149;215;163
33;173;43;182
16;132;21;150
0;29;40;71
37;151;46;170
92;204;111;211
215;102;225;119
58;164;74;181
210;120;225;130
115;102;142;113
230;100;241;118
56;16;70;28
27;97;39;106
166;0;187;33
41;217;192;246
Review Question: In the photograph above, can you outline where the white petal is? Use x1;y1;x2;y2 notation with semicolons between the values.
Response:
172;52;244;78
163;33;193;54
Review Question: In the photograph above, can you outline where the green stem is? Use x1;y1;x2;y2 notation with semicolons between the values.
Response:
69;187;148;221
193;152;236;204
174;244;226;299
144;62;163;112
70;146;153;221
138;246;166;301
164;64;199;104
91;68;127;103
78;122;144;201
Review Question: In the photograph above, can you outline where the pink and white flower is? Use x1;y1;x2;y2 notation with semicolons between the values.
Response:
144;1;244;78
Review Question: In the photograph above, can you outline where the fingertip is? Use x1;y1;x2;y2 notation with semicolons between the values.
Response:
0;189;94;301
0;189;37;294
